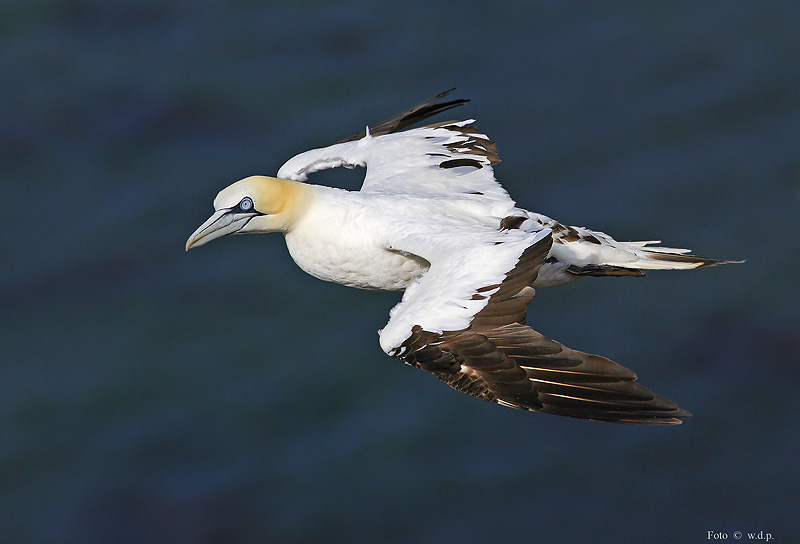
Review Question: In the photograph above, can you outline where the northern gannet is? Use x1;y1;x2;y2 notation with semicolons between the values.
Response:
186;91;735;425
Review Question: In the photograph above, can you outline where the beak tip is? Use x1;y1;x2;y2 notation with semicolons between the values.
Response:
185;236;204;251
185;208;240;252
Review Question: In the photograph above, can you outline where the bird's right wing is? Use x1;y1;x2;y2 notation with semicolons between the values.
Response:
381;227;691;425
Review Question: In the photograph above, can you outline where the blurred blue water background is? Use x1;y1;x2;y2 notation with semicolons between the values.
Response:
2;1;799;543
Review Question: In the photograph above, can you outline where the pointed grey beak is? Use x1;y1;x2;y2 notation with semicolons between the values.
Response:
185;209;254;250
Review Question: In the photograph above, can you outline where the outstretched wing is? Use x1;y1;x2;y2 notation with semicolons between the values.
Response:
382;229;691;425
276;94;512;205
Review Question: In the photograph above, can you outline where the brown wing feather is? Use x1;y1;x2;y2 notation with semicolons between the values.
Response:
393;233;691;425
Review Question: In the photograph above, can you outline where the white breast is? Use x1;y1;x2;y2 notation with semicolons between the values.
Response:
283;189;430;291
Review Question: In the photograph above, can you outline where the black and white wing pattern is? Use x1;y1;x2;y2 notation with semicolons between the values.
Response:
381;228;691;425
276;92;512;206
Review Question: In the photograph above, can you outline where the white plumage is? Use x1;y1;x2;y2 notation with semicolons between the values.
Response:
186;91;735;425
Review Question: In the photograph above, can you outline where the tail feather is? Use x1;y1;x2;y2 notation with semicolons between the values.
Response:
559;236;739;272
640;250;741;269
571;237;740;271
517;212;741;282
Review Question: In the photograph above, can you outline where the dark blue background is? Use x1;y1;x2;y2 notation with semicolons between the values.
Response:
2;1;798;542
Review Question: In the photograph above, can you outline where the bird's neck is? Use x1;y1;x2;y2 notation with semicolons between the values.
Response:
257;177;315;233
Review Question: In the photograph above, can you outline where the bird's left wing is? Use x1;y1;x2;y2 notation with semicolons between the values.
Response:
334;89;469;143
381;227;691;425
276;92;513;204
277;120;511;204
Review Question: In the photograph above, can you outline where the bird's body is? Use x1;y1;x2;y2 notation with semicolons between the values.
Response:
280;178;707;292
187;91;736;425
285;187;431;290
285;185;514;290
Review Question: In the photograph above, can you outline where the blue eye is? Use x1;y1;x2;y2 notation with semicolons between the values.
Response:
239;197;253;212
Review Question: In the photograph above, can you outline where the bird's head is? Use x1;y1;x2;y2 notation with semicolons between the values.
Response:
186;175;310;250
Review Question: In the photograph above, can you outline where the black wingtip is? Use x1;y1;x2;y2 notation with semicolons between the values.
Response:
336;89;469;143
537;402;693;425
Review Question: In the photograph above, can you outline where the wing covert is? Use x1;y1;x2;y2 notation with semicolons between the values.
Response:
378;228;550;354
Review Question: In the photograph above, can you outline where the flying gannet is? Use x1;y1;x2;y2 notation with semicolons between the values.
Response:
186;90;735;425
